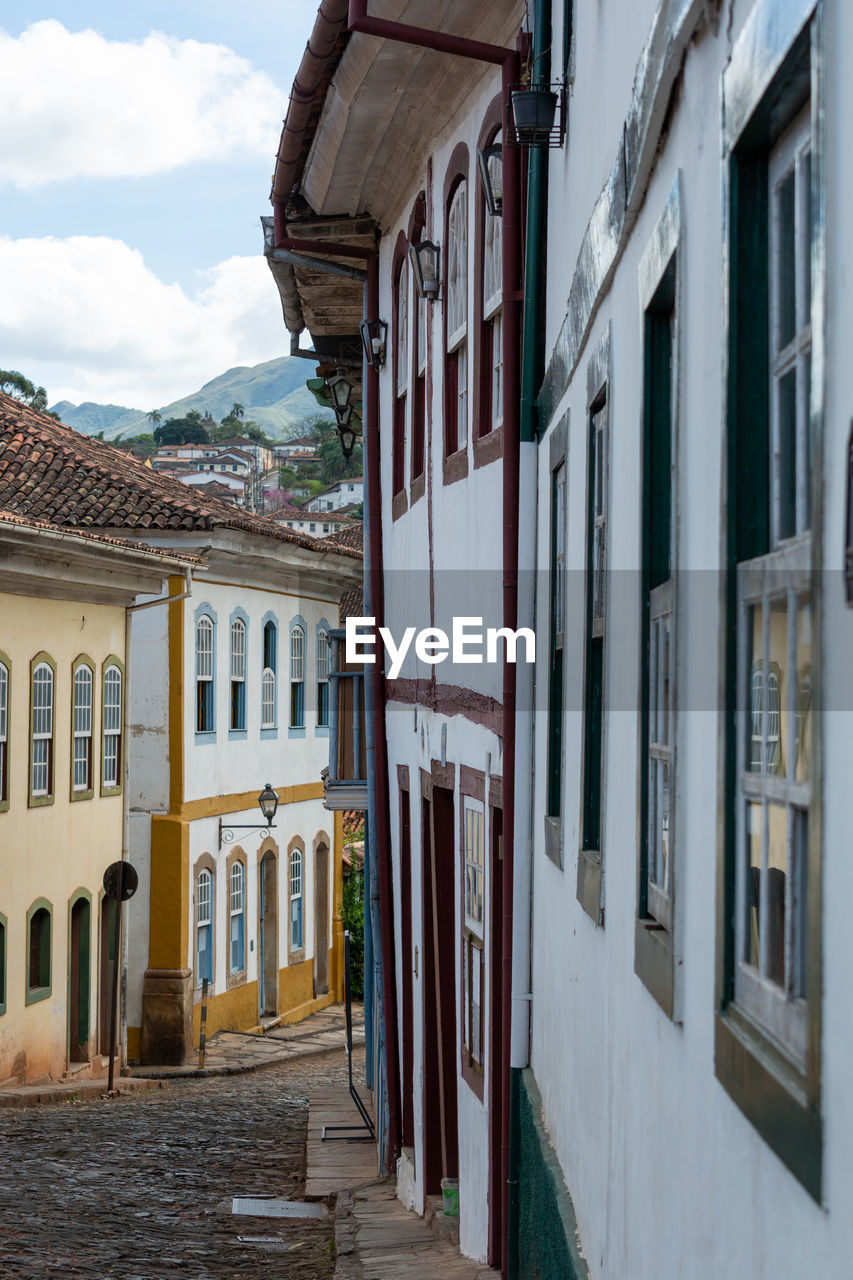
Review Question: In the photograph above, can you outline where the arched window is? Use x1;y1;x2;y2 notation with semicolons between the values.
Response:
290;624;305;728
393;250;409;496
102;662;123;792
230;617;247;731
445;179;468;456
262;619;277;728
229;861;245;973
28;905;51;996
0;658;9;808
197;869;213;984
31;660;55;800
317;627;330;727
196;614;214;733
481;130;503;435
72;661;94;794
290;848;303;951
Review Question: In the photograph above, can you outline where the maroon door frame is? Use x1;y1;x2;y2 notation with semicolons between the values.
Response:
488;804;504;1266
421;785;459;1193
400;784;415;1147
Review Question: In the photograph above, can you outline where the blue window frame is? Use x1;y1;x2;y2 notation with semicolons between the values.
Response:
262;615;278;732
290;849;303;951
197;869;213;983
229;862;245;972
229;611;248;734
317;621;330;728
289;616;306;734
195;607;216;735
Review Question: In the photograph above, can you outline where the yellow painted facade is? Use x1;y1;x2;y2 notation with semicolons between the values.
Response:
0;592;127;1084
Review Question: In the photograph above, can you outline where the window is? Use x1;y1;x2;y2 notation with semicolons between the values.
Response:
719;8;820;1199
481;131;503;435
545;421;567;864
102;662;123;793
636;180;680;1017
445;179;468;456
262;619;277;728
197;869;213;984
27;904;51;1000
393;252;408;496
229;861;245;973
290;848;303;951
230;617;247;731
462;797;485;1073
196;614;214;733
290;623;305;728
71;661;94;794
578;329;609;925
317;627;330;727
30;659;55;802
0;658;9;809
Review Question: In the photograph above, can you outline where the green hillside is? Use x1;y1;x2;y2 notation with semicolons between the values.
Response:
51;356;332;441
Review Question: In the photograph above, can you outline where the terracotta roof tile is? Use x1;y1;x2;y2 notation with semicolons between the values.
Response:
0;393;361;558
323;522;363;552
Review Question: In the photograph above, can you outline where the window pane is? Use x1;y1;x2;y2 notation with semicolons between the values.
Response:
795;596;812;783
776;169;796;350
765;802;788;987
746;800;762;969
777;368;797;541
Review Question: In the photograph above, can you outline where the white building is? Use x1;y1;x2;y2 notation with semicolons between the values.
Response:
305;478;363;512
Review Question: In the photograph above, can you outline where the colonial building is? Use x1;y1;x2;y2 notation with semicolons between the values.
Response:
0;501;193;1086
269;0;853;1277
0;394;362;1068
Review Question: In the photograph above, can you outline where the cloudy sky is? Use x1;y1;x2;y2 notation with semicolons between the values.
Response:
0;1;318;409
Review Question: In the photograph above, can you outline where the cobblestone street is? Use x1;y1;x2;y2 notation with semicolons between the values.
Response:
0;1049;356;1279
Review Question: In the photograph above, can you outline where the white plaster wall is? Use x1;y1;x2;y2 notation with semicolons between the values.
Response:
183;581;336;804
128;598;170;812
529;1;853;1277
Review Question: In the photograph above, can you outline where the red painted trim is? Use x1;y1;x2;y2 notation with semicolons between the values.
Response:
386;678;502;736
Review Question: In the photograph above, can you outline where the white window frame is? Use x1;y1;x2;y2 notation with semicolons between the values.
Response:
769;106;812;548
462;796;485;1070
72;663;94;793
196;615;214;733
447;181;468;349
317;627;330;727
290;849;303;951
102;663;122;790
0;661;7;803
229;861;245;974
290;624;305;727
396;258;409;397
197;868;213;985
31;662;54;798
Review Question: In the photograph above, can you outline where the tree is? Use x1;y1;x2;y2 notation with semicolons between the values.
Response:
0;370;58;417
185;409;204;424
231;402;245;420
147;409;162;429
153;417;211;446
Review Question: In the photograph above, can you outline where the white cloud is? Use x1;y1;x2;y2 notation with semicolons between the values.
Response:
0;235;288;407
0;20;287;188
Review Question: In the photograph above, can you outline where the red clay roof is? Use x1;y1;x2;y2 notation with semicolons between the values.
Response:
0;393;360;558
323;522;363;552
0;505;200;562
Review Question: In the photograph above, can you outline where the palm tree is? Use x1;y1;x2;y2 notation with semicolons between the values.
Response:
231;402;245;421
148;409;162;428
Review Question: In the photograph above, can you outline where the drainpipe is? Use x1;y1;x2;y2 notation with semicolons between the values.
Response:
345;6;521;1272
362;255;403;1168
508;0;551;1276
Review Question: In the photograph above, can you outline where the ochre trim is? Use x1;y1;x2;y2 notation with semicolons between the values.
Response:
149;815;189;969
179;781;324;821
168;577;185;812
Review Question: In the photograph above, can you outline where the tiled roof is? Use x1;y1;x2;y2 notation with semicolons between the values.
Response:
0;393;360;558
0;505;200;562
339;587;364;620
323;522;363;553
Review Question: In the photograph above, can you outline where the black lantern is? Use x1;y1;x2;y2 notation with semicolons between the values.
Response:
337;420;358;460
326;369;353;416
409;239;440;302
360;317;388;368
258;783;279;825
477;143;503;217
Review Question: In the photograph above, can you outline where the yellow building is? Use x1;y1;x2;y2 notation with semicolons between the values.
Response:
0;510;192;1084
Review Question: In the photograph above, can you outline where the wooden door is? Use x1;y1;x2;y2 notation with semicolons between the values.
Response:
99;896;116;1055
69;898;91;1063
421;786;458;1194
400;789;415;1148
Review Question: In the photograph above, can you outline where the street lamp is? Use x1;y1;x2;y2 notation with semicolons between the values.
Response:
326;369;354;417
477;142;503;216
337;419;358;460
219;783;279;847
409;239;440;302
360;318;388;368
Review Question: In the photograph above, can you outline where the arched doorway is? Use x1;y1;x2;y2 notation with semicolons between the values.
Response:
314;839;330;997
99;894;117;1055
258;850;278;1018
69;895;91;1064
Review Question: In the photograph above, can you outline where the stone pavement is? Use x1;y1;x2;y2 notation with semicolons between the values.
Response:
136;1001;365;1080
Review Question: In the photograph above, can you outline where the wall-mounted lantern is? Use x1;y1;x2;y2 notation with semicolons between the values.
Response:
219;783;279;848
477;143;503;217
360;317;388;368
326;369;354;419
409;239;441;302
337;420;358;460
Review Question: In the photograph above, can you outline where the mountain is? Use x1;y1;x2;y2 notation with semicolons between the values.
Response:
51;356;332;441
